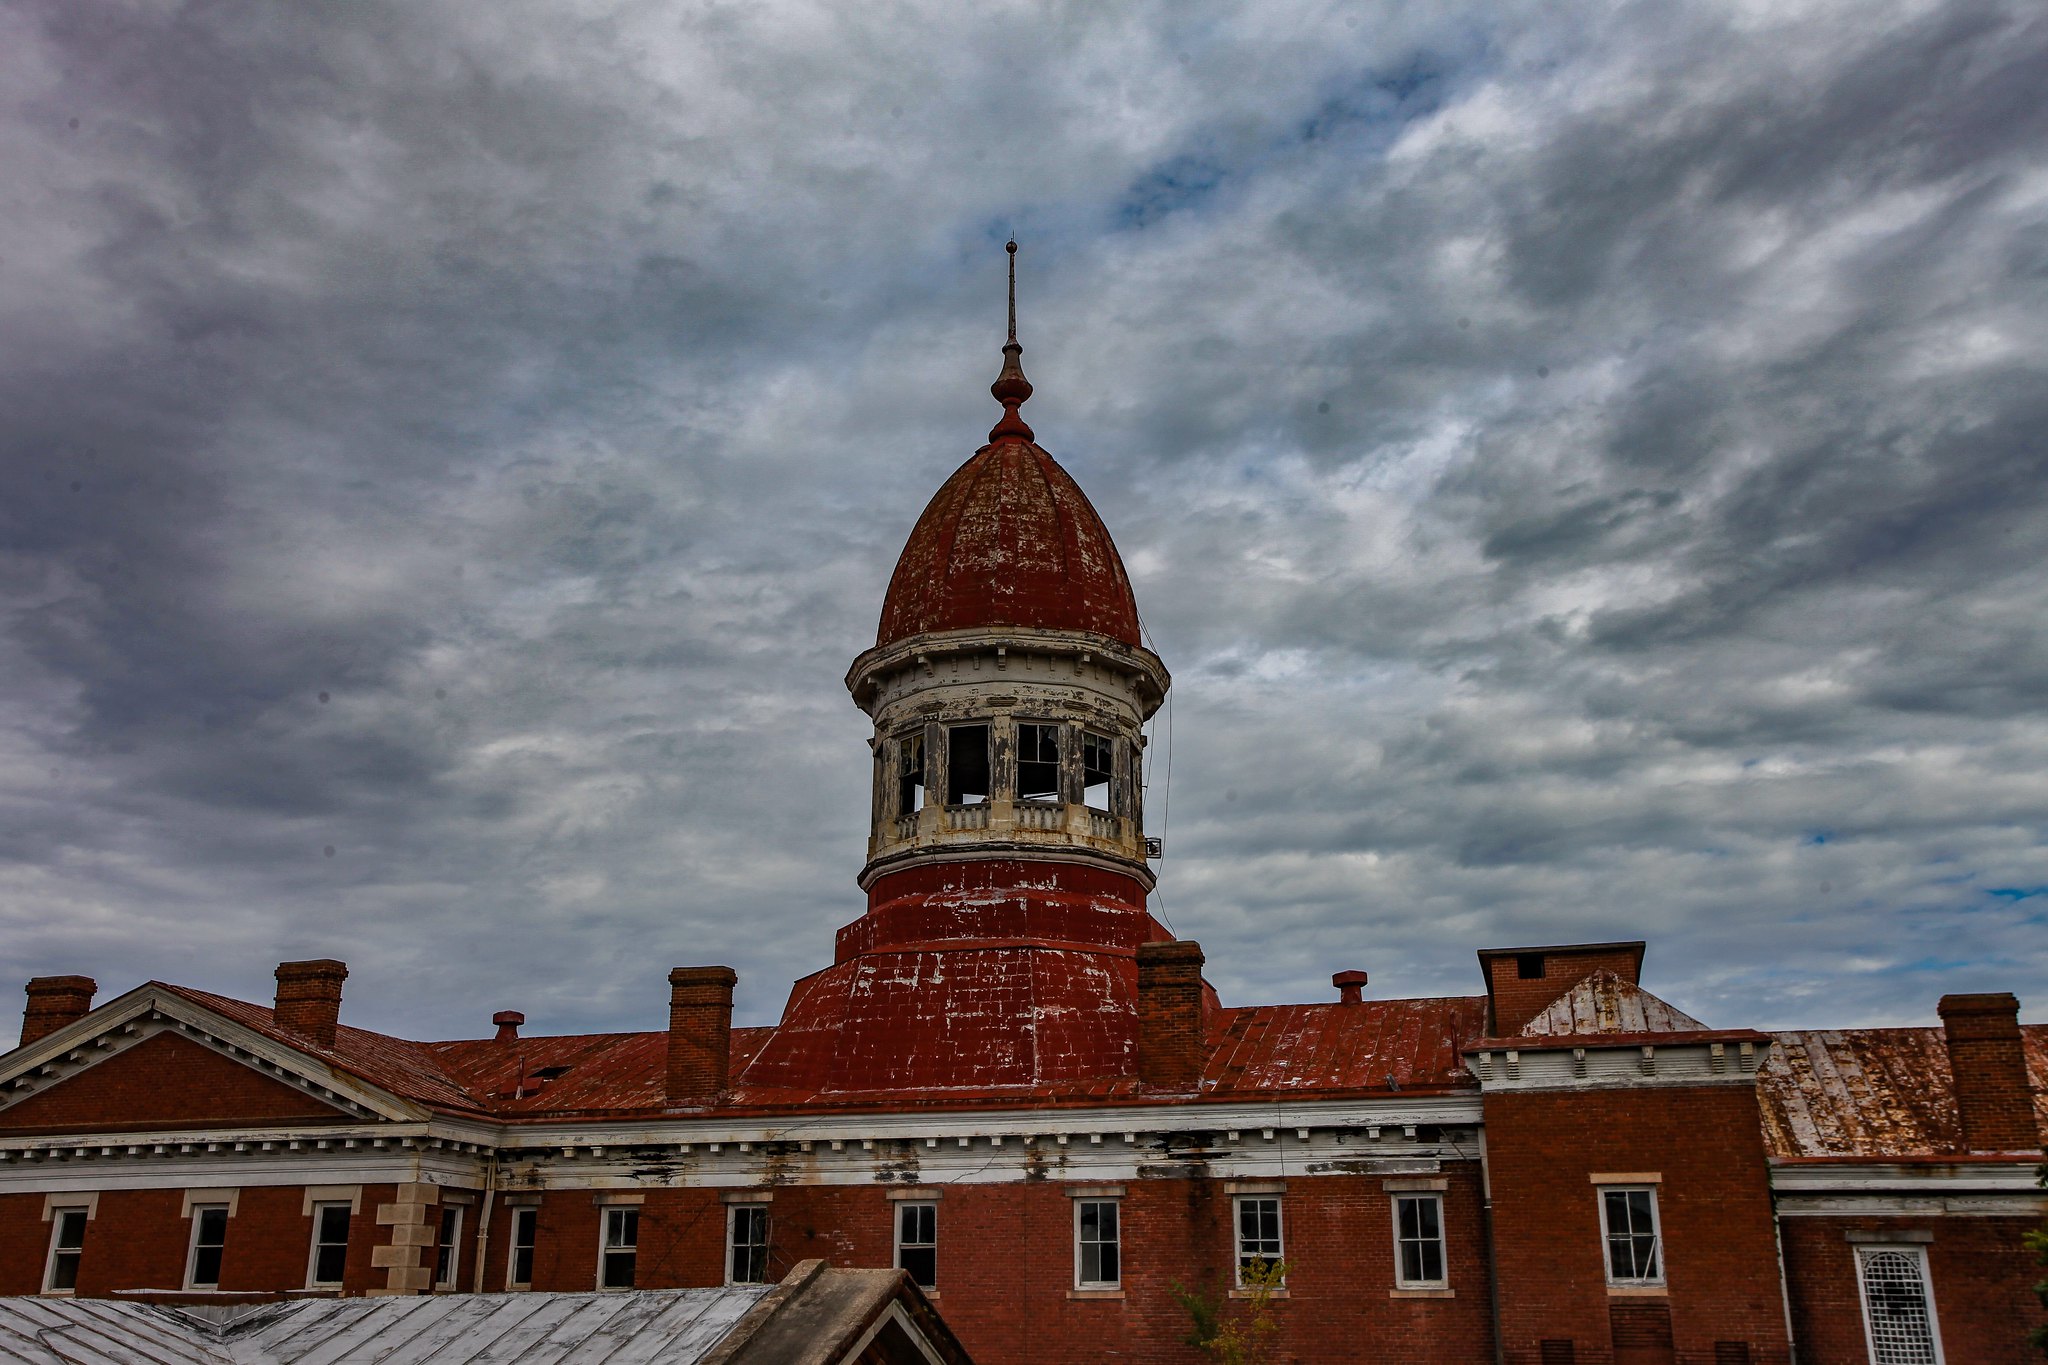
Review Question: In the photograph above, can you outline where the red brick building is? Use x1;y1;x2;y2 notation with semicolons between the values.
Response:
3;261;2043;1363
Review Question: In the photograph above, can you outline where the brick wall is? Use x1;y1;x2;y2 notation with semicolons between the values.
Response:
484;1169;1496;1364
1780;1212;2045;1365
1484;1083;1792;1365
0;1032;351;1134
0;1183;397;1298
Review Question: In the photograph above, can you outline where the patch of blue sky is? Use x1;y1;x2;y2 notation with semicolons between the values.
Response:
1804;830;1832;845
1111;43;1482;234
1984;886;2048;901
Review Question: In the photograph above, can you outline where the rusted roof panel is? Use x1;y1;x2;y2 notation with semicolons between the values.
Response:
1203;998;1489;1096
160;986;492;1116
877;440;1141;648
1758;1024;2048;1158
1519;972;1706;1037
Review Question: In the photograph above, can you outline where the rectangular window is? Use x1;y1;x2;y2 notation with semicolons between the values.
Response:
308;1203;351;1288
898;734;926;815
946;725;990;805
1082;731;1114;809
507;1207;538;1289
1017;722;1061;801
433;1205;463;1290
1856;1246;1944;1365
1599;1187;1662;1285
1393;1194;1447;1287
1074;1199;1120;1289
186;1205;229;1290
1234;1196;1283;1286
599;1207;638;1289
895;1202;937;1289
43;1207;88;1294
728;1205;771;1284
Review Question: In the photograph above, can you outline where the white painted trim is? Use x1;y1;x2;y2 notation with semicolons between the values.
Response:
1770;1162;2043;1194
301;1185;362;1215
1777;1194;2047;1218
836;1300;948;1365
41;1192;99;1221
180;1188;239;1218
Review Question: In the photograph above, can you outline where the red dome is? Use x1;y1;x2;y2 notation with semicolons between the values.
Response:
877;438;1142;647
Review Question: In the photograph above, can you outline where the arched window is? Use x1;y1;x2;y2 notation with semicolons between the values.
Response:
1856;1246;1942;1364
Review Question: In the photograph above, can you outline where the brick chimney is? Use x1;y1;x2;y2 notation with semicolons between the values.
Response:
493;1010;525;1042
1136;940;1207;1092
1938;993;2039;1153
1334;970;1369;1005
667;966;737;1104
21;976;96;1047
273;960;348;1050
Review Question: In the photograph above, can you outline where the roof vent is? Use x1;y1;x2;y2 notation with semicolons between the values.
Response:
1333;970;1368;1005
493;1010;524;1042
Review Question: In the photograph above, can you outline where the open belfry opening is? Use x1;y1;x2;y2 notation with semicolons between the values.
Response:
0;243;2039;1365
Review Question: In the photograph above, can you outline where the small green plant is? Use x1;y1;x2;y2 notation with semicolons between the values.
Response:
1171;1258;1288;1365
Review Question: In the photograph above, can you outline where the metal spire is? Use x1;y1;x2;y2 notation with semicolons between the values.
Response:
990;239;1034;443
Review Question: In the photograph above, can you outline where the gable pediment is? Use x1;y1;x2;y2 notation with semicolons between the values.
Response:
0;987;423;1132
0;1031;358;1134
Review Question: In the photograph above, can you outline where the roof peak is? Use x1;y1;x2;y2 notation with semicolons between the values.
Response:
989;240;1034;443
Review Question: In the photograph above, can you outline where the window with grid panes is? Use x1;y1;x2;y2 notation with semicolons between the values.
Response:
728;1205;771;1284
433;1205;463;1289
307;1203;351;1288
599;1207;638;1289
186;1206;229;1289
1234;1197;1283;1285
1074;1200;1120;1288
1857;1247;1942;1364
1393;1194;1447;1287
44;1207;88;1293
1598;1187;1662;1285
895;1202;937;1288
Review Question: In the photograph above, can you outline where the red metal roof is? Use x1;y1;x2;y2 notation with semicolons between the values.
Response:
876;439;1141;649
1203;998;1489;1097
160;985;493;1117
1758;1024;2048;1159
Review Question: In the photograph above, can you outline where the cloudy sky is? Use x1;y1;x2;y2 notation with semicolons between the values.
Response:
4;0;2045;1048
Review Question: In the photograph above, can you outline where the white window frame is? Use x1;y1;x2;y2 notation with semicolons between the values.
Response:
1391;1193;1448;1289
894;1201;937;1289
597;1206;638;1291
185;1203;231;1291
1073;1198;1122;1290
432;1204;464;1291
1855;1244;1945;1365
727;1203;771;1285
1232;1195;1284;1287
1596;1185;1664;1287
43;1205;90;1295
506;1206;538;1290
306;1201;352;1289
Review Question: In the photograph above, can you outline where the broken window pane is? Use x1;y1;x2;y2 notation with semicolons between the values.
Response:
1082;731;1114;810
898;734;926;815
1018;723;1061;801
947;725;990;805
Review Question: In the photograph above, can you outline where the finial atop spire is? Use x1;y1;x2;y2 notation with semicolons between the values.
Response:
990;239;1034;443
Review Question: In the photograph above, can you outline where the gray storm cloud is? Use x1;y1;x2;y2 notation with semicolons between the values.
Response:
2;0;2043;1046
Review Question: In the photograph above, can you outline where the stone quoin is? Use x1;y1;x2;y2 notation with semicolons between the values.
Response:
1;245;2042;1364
